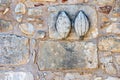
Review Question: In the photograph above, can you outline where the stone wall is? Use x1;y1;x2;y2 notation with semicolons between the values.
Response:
0;0;120;80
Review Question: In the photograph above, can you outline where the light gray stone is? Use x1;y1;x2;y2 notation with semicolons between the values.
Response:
64;73;92;80
0;72;34;80
56;11;71;39
98;35;120;52
0;19;12;32
105;76;120;80
16;14;23;22
15;3;26;14
37;41;98;70
0;34;29;65
27;7;42;17
19;23;35;35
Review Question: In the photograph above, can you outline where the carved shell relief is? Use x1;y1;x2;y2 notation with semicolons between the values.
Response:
55;11;71;39
74;10;90;38
55;10;90;40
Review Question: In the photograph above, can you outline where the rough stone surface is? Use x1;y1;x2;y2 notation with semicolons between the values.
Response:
0;72;34;80
0;34;29;65
37;41;98;70
64;73;92;80
27;7;42;17
98;35;120;52
0;19;12;32
56;11;71;39
48;5;98;40
15;3;26;14
19;23;35;35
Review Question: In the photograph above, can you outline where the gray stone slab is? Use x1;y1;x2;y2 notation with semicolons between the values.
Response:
37;41;98;70
0;34;29;65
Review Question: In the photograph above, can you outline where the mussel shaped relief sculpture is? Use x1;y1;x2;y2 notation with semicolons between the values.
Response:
74;10;90;39
55;11;72;39
55;10;90;39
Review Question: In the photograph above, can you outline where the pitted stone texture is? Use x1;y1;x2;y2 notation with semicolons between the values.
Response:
0;34;29;65
39;71;64;80
37;41;98;70
48;5;98;40
0;72;34;80
100;55;117;74
98;35;120;52
0;19;12;32
64;73;92;80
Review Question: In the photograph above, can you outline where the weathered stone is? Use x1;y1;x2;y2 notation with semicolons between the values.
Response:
105;23;120;34
37;41;98;70
27;7;42;17
48;5;98;40
0;19;12;32
98;35;120;52
64;73;92;80
15;3;26;14
56;11;71;39
96;0;115;5
32;0;56;2
39;71;63;80
34;30;45;39
16;14;23;22
100;56;117;74
0;34;29;65
74;11;89;38
19;23;35;35
0;72;34;80
105;76;120;80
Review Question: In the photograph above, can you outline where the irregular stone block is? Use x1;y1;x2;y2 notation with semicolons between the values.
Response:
64;73;92;80
37;41;98;70
0;19;12;32
98;35;120;52
0;72;34;80
19;23;35;35
0;34;29;65
27;7;42;17
48;5;98;40
15;3;26;14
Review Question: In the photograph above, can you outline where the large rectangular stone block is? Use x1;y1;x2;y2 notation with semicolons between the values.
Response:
0;34;29;66
37;41;98;70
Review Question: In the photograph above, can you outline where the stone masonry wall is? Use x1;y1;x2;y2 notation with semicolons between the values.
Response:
0;0;120;80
